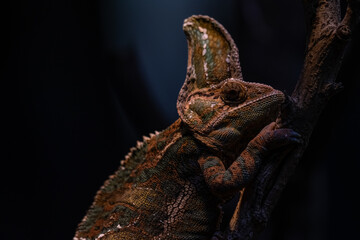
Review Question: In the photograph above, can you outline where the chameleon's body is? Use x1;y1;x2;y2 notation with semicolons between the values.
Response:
74;16;299;240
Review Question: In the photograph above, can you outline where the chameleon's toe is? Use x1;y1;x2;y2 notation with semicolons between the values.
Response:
251;126;303;152
266;128;302;149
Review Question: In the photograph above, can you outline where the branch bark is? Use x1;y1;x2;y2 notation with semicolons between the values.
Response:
225;1;359;239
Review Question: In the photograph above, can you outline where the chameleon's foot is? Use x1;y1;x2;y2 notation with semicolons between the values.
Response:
252;122;302;151
211;231;225;240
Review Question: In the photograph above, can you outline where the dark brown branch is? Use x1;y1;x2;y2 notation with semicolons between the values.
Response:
225;1;359;239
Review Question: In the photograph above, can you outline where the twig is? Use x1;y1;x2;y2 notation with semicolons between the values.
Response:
226;1;359;239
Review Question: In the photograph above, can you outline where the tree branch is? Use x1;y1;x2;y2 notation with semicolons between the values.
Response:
225;1;359;239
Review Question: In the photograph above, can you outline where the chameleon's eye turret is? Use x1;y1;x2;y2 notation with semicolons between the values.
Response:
220;79;247;104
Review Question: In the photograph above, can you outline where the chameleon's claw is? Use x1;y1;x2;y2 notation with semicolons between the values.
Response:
287;131;302;144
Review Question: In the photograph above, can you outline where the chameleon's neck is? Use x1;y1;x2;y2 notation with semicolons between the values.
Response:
179;120;240;164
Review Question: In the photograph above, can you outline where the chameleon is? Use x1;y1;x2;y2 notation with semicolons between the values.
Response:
74;15;301;240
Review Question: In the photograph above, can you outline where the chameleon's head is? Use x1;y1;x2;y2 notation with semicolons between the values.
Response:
177;16;285;150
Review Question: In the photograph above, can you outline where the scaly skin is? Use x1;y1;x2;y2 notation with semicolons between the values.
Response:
74;15;300;240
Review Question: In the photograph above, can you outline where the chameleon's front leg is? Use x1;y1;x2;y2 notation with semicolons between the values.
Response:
198;122;301;199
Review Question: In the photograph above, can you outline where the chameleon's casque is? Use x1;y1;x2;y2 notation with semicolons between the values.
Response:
74;15;299;240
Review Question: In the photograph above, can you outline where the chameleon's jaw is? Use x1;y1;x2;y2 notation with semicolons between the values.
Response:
209;87;285;130
195;85;284;154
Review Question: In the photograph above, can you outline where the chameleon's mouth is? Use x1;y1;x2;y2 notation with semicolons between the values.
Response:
208;86;285;130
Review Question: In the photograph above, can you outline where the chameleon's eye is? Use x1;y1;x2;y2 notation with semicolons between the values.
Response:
220;79;247;104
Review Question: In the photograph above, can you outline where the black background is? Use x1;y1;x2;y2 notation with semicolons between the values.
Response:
3;1;360;239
